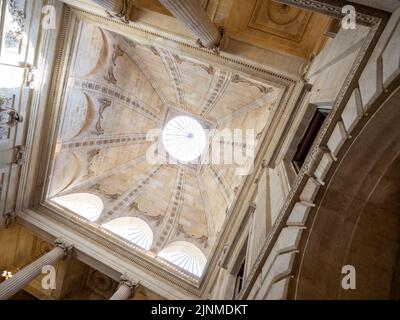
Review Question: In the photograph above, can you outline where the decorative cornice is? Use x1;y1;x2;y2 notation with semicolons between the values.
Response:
273;0;382;26
72;8;297;86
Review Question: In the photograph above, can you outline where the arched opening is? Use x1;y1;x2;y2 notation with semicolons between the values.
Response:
158;241;207;277
101;217;153;250
51;193;103;222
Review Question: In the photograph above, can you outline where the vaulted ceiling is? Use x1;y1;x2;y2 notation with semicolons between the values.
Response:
46;20;282;277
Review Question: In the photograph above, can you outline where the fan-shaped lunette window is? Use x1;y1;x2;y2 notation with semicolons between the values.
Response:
51;193;103;221
101;217;153;250
158;241;207;277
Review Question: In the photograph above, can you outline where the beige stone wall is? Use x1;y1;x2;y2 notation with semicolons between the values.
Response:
307;26;370;108
240;8;400;300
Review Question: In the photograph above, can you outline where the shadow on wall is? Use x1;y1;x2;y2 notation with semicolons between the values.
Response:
295;86;400;300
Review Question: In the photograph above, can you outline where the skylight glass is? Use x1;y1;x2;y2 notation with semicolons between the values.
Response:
162;116;206;162
160;251;205;277
52;193;103;221
102;217;153;250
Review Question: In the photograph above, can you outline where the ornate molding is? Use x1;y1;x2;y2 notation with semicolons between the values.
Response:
14;145;27;166
119;273;140;293
54;238;74;257
172;54;215;75
196;26;225;54
24;65;39;88
76;78;160;122
104;44;125;84
73;7;297;86
3;212;16;229
158;49;188;111
199;70;231;117
103;165;163;218
231;74;270;94
91;183;120;200
153;168;186;251
95;97;112;135
0;95;22;124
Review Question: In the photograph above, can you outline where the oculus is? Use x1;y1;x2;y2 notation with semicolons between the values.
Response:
162;116;206;162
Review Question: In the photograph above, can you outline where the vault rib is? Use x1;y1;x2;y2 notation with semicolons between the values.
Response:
58;133;151;151
97;164;165;224
152;167;186;252
199;69;231;117
74;78;161;123
157;48;188;112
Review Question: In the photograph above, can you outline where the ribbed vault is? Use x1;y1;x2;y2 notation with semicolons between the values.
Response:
47;21;282;278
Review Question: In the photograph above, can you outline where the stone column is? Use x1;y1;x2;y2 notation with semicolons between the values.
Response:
158;0;222;49
109;274;139;300
92;0;123;13
0;239;73;300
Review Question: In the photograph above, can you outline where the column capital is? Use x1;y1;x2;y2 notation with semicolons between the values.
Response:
196;26;224;53
54;238;74;258
119;273;140;293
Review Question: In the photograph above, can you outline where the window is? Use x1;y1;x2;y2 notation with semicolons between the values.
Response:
162;116;206;162
158;241;207;277
51;193;103;221
292;108;329;172
102;217;153;250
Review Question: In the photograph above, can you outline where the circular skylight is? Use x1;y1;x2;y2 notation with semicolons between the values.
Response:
162;116;206;162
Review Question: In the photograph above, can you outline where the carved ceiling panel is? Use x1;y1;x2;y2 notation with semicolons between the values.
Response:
249;0;312;42
226;0;330;59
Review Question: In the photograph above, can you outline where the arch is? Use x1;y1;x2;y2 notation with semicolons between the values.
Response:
101;217;153;250
51;193;103;221
294;85;400;299
158;241;207;277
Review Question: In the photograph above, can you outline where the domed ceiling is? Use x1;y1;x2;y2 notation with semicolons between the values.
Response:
46;21;282;278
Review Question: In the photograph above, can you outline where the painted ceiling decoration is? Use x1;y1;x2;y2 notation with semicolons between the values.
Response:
47;20;282;279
